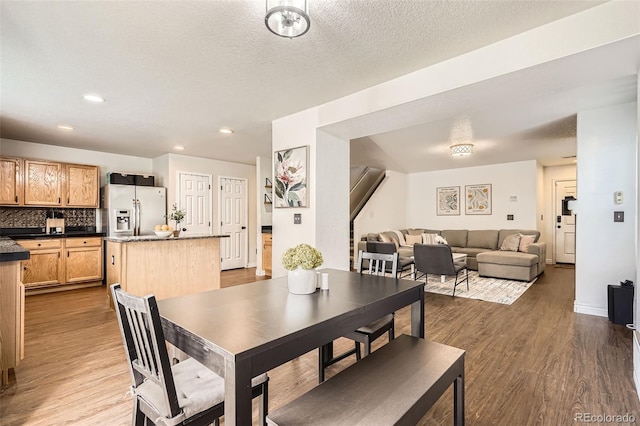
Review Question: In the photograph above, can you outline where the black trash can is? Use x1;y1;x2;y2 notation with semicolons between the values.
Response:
607;283;634;325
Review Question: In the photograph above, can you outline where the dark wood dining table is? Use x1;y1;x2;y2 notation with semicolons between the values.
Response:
157;268;425;425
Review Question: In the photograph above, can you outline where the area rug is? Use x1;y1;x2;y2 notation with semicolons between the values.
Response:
418;271;536;305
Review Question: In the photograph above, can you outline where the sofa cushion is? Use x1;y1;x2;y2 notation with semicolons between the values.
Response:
378;231;400;249
476;251;537;267
467;230;499;250
407;228;425;235
518;234;536;252
405;234;422;245
452;247;487;258
441;230;468;248
366;233;380;242
500;233;520;251
498;229;540;247
421;233;439;244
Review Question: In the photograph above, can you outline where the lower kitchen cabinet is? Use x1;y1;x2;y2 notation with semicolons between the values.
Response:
65;237;103;283
17;239;63;287
0;260;24;386
17;237;103;293
262;233;272;276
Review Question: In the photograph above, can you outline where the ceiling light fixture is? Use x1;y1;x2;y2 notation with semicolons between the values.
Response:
265;0;310;39
83;94;104;103
450;143;474;157
57;125;74;131
174;145;185;151
219;128;233;134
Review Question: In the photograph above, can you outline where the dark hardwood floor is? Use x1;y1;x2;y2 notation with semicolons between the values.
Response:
1;266;638;425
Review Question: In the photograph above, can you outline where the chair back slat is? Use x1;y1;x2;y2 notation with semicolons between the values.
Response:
111;284;182;419
414;244;456;276
358;250;398;277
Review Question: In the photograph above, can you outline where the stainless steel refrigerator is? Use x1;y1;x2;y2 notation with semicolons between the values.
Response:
102;184;167;237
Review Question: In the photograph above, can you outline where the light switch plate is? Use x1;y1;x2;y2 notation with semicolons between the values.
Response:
294;213;302;224
614;211;624;222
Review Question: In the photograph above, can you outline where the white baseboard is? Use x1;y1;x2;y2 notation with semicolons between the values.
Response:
256;269;266;276
247;261;257;268
573;302;608;317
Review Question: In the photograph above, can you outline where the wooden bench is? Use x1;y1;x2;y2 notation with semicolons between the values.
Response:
267;334;465;426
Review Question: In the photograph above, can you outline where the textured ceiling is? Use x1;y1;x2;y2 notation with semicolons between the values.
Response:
0;0;619;169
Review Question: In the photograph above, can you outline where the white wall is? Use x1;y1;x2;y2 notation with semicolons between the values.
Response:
575;102;637;317
353;171;408;264
406;161;538;230
153;153;258;268
542;164;577;264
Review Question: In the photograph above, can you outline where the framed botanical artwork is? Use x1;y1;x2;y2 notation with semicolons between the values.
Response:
436;186;460;216
465;184;492;215
274;145;308;208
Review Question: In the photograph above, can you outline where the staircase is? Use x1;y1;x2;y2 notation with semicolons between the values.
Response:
349;167;385;267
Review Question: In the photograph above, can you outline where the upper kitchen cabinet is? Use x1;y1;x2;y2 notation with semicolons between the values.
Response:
24;160;62;206
0;157;23;205
3;157;99;208
65;164;99;208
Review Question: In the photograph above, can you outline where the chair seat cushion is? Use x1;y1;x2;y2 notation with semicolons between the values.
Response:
136;358;267;421
357;314;394;334
476;251;537;267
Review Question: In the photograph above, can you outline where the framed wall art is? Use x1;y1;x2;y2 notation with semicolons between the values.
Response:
465;184;492;215
274;145;308;208
436;186;460;216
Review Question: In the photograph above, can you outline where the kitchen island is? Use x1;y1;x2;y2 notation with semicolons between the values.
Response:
105;234;229;304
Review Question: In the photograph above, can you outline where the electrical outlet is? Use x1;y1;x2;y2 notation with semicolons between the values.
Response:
294;213;302;224
507;214;514;221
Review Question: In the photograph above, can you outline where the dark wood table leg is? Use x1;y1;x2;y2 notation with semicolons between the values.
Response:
454;370;465;426
411;287;425;338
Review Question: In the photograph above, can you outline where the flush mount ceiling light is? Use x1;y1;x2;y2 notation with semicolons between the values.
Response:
450;143;474;157
57;125;74;131
219;128;233;134
173;145;185;151
265;0;310;39
83;93;104;103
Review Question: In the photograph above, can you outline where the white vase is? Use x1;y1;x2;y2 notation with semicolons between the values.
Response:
287;267;317;294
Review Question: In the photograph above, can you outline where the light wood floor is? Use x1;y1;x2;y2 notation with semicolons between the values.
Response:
1;266;638;425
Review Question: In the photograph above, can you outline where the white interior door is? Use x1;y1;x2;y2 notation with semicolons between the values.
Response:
219;177;247;270
555;180;576;264
178;172;212;235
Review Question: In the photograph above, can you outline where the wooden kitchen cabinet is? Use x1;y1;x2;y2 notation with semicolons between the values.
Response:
262;233;272;276
0;260;25;386
24;160;62;206
17;239;63;288
64;164;99;207
0;157;23;206
18;238;104;292
65;237;103;283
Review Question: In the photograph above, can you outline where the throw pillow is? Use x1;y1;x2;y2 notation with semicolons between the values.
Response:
378;232;399;249
500;233;520;251
405;234;422;245
519;234;536;252
421;233;439;244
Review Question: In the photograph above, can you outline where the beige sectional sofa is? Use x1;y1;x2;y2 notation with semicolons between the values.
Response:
357;228;546;282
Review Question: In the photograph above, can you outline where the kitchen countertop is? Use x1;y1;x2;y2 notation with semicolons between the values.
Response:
0;237;30;262
0;227;104;240
105;234;230;243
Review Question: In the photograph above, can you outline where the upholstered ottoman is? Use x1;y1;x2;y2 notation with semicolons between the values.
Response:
476;251;538;282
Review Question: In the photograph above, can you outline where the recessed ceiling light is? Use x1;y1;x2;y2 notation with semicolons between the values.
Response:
219;128;233;134
57;125;74;131
173;145;185;151
83;94;105;103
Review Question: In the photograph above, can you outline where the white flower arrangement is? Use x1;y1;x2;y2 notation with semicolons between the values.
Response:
282;244;323;271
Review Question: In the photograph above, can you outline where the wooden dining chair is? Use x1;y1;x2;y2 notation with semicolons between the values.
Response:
317;250;397;383
111;284;269;426
413;243;469;297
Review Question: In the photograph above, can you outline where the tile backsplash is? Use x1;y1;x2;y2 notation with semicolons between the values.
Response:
0;207;96;228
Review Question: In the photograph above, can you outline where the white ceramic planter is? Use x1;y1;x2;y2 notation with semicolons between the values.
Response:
287;267;317;294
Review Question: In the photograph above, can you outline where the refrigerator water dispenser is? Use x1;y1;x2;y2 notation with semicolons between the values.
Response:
115;210;131;233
